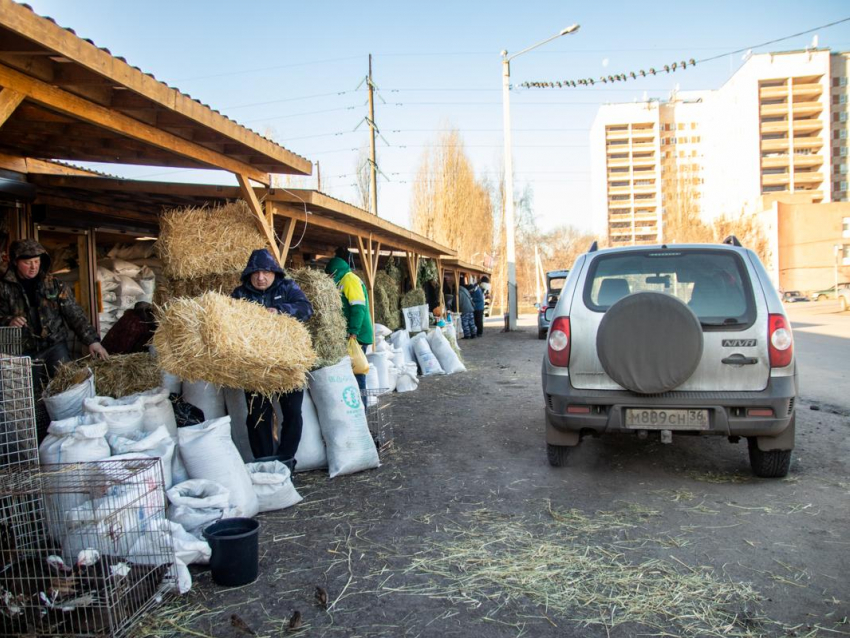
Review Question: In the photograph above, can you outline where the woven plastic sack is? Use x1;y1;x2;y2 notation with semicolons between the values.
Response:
294;389;327;472
83;396;145;437
43;369;95;422
411;332;445;376
427;328;466;374
246;461;303;512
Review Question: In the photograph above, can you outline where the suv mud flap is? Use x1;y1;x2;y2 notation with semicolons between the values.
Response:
545;410;580;447
756;413;795;451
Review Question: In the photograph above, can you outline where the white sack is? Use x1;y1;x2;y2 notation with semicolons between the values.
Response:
246;461;303;512
294;389;326;472
107;426;176;488
389;330;416;366
177;417;259;517
126;387;177;437
39;416;110;465
83;396;145;437
183;381;226;420
308;357;380;478
127;519;202;594
110;258;142;277
118;275;145;297
386;365;399;393
223;387;254;463
43;369;95;422
162;371;182;395
396;363;419;393
427;328;467;374
366;364;380;392
374;323;392;338
402;304;429;333
166;479;236;537
411;332;445;376
366;351;390;391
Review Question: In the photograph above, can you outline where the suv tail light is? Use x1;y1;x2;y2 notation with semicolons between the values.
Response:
768;313;793;368
539;305;548;314
548;317;571;367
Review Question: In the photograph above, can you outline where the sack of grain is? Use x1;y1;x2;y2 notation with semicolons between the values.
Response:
294;390;326;472
411;332;445;376
83;396;145;437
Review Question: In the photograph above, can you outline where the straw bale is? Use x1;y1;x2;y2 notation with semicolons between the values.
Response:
401;288;426;309
374;271;401;330
291;268;348;370
153;272;243;305
157;200;267;279
46;353;160;398
154;292;316;395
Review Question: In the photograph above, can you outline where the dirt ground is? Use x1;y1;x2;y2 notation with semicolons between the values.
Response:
146;320;850;638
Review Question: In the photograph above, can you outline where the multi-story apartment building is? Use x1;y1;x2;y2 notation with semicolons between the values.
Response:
591;48;850;245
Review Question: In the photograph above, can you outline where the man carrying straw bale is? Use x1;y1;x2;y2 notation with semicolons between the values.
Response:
0;239;109;395
324;256;373;391
232;249;313;467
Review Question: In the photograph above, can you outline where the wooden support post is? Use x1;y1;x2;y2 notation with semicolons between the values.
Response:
0;88;24;128
278;218;296;268
453;270;460;317
236;173;281;263
405;251;420;292
436;261;445;313
356;235;378;339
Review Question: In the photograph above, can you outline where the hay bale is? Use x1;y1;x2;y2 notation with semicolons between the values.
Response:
401;288;426;309
154;292;316;395
47;354;161;398
157;200;267;279
153;272;243;305
291;268;348;370
374;271;401;330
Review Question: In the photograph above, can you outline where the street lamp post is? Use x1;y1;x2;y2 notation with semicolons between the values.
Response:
501;24;579;331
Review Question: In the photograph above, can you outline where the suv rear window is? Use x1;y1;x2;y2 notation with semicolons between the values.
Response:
583;249;756;329
547;277;566;292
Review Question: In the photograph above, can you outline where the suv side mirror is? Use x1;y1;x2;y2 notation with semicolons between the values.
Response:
534;302;541;309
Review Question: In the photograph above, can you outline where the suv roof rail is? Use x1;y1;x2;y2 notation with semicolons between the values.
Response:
588;240;599;253
722;235;743;247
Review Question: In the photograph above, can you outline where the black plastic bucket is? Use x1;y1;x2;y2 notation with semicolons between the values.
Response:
203;518;260;587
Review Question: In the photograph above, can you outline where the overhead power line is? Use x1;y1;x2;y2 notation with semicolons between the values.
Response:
521;16;850;89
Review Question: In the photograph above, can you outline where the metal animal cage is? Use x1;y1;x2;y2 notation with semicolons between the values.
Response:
0;459;176;637
361;389;394;452
0;328;22;357
0;355;38;468
0;327;50;445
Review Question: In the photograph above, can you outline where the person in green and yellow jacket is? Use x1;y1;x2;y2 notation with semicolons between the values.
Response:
325;256;373;391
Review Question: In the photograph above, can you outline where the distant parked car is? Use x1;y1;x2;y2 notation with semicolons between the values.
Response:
839;288;850;312
542;238;797;477
810;282;850;302
537;269;570;340
782;290;808;303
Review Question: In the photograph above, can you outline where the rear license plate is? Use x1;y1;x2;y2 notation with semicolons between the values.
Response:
624;408;709;430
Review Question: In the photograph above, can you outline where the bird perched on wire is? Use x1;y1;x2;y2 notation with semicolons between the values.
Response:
314;585;328;609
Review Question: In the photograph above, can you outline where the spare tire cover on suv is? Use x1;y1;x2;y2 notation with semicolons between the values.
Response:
596;291;703;394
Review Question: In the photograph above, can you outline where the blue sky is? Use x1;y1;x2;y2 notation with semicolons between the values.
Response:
22;1;850;234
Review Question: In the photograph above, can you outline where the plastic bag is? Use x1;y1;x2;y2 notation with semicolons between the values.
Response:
348;336;369;375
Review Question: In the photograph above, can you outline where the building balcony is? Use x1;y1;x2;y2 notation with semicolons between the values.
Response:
608;201;632;210
760;103;789;117
606;157;630;167
605;129;630;140
761;138;790;152
609;227;636;237
761;121;790;135
634;226;660;236
792;101;823;117
791;84;823;100
793;171;824;185
608;185;631;194
793;120;823;135
631;155;656;167
632;185;657;194
795;188;824;201
606;145;629;155
761;154;791;169
760;85;789;99
634;213;658;223
762;173;791;187
793;136;824;150
793;154;823;168
608;213;633;223
631;142;656;152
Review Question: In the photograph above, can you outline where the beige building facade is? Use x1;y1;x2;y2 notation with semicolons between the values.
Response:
591;49;850;246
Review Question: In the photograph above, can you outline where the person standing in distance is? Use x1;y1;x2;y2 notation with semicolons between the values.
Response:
232;248;313;468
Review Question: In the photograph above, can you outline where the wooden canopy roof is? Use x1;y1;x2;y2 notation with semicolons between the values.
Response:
0;0;311;184
23;172;455;259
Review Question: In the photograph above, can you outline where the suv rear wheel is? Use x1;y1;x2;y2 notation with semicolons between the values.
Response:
547;443;572;467
747;437;792;478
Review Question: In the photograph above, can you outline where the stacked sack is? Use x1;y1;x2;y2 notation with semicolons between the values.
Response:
97;242;160;335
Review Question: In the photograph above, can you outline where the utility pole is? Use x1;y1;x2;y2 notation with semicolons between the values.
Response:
368;54;378;216
534;245;542;304
316;161;322;192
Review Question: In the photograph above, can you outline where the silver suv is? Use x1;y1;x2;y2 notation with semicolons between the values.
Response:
542;239;797;478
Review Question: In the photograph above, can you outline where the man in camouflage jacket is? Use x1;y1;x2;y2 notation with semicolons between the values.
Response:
0;239;108;386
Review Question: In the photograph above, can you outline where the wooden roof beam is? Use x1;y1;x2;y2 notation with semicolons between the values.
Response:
0;87;24;127
0;62;271;184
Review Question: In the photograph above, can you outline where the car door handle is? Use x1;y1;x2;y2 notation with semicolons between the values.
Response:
722;354;759;366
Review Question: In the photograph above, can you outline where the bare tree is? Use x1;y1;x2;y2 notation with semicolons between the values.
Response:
354;146;372;211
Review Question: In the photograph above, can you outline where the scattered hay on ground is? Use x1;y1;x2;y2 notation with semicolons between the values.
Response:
153;272;243;305
388;504;770;636
400;288;426;309
291;268;348;369
154;292;316;394
686;470;754;484
157;200;266;279
47;353;160;398
374;271;401;330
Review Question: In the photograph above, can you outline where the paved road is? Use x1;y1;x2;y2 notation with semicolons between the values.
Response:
785;301;850;411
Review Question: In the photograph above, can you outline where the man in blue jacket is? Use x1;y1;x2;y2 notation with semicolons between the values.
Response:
471;280;486;337
232;249;313;467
